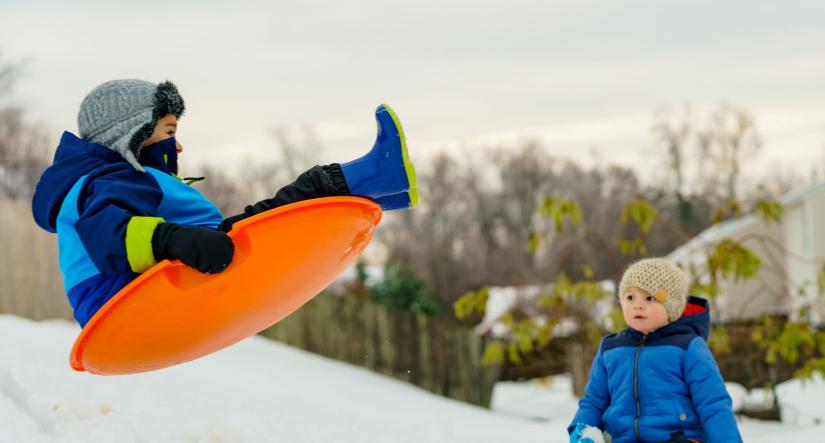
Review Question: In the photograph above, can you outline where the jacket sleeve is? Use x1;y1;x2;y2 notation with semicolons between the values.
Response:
568;341;610;434
683;338;743;443
74;169;166;274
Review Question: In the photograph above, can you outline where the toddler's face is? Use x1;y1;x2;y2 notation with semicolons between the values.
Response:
620;287;669;334
141;115;183;154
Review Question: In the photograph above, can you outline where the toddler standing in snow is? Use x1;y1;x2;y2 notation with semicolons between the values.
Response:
568;258;742;443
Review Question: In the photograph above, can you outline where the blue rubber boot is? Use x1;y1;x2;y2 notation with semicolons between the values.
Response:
341;104;418;209
374;190;415;211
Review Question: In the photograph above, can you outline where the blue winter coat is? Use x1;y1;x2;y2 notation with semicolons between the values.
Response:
32;132;223;326
569;296;742;443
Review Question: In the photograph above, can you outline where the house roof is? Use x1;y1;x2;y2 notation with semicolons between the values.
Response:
668;178;825;264
667;214;758;264
778;179;825;206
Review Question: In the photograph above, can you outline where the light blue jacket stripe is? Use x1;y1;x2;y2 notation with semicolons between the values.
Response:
147;168;223;229
56;175;101;291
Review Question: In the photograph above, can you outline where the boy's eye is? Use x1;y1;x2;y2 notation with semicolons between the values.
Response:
646;296;655;302
626;294;633;301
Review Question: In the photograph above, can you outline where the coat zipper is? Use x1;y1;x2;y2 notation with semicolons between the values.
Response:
633;335;647;442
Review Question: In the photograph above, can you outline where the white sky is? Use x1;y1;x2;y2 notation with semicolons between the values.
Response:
2;0;825;185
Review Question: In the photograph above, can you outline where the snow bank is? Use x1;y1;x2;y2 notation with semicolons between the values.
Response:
0;315;552;443
1;314;824;442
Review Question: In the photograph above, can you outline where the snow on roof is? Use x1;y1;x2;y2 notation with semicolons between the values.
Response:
477;281;616;338
667;214;759;264
778;179;825;206
328;263;385;292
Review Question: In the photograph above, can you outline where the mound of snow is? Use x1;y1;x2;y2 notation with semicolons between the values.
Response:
0;315;552;443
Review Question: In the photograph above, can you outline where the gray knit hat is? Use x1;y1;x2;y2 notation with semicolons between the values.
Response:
78;79;185;172
618;258;689;322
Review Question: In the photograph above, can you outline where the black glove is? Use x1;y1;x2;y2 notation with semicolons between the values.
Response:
152;223;234;274
217;212;248;233
217;164;349;233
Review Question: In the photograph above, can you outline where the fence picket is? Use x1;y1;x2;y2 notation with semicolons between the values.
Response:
261;293;498;407
0;197;72;320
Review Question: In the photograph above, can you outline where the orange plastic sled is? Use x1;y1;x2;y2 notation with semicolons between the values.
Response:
70;197;382;375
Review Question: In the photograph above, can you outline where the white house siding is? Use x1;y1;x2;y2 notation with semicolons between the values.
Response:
715;219;789;321
785;186;825;323
667;180;825;323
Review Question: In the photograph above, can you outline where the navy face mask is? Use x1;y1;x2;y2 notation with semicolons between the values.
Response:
138;137;178;175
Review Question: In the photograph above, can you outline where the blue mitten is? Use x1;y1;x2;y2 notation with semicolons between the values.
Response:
570;422;606;443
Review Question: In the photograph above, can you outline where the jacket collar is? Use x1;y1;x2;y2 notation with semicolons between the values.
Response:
624;296;711;343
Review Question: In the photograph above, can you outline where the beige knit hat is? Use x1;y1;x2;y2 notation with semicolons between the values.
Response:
618;258;689;322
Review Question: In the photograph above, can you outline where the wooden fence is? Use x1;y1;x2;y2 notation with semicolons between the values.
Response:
261;293;501;407
0;196;72;320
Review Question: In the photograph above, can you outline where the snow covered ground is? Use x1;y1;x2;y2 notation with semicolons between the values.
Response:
1;314;823;442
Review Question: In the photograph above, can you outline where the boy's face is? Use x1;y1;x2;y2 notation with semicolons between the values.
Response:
141;115;183;154
620;287;670;334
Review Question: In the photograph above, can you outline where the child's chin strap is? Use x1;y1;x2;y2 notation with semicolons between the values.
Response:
169;172;206;186
182;176;205;185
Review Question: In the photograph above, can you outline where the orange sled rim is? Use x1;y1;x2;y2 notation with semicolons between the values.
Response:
70;197;382;375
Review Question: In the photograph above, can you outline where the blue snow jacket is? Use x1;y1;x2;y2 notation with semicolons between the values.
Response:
569;296;742;443
32;132;223;327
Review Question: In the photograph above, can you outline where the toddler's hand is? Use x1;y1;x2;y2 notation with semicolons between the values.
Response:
152;223;234;274
569;422;606;443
